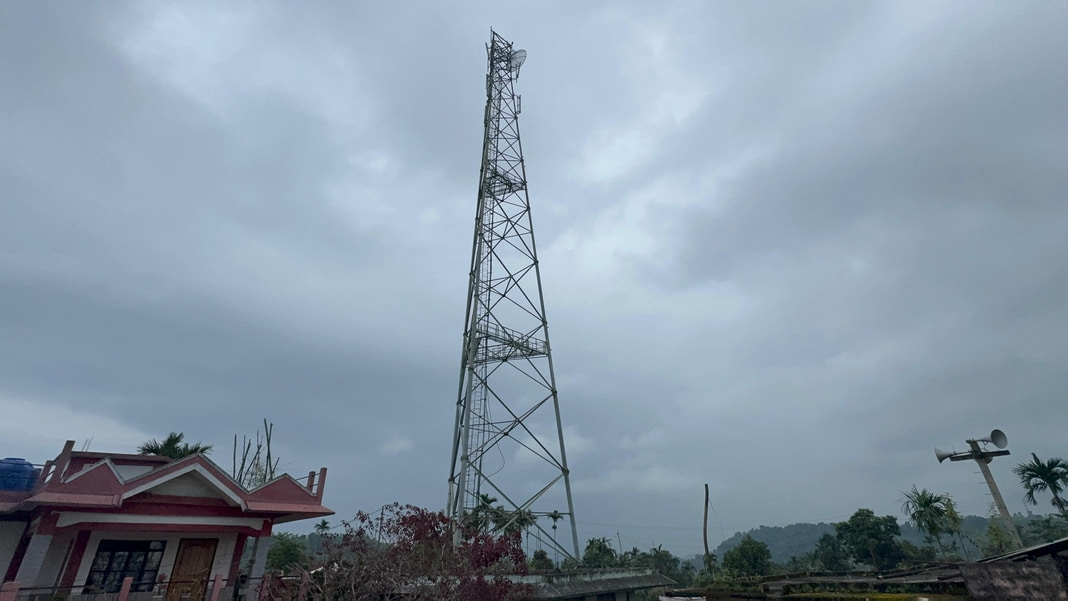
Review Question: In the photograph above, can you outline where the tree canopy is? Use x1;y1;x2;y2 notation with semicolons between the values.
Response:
465;494;537;536
581;537;617;568
721;534;772;577
811;533;850;571
528;549;554;571
266;532;307;573
563;538;695;585
835;509;905;571
267;504;531;601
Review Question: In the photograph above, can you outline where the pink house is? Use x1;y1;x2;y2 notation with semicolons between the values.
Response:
0;441;331;600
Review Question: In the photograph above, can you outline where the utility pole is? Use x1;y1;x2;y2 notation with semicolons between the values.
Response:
703;484;714;575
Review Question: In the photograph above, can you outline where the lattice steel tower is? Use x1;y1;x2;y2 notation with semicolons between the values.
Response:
447;30;580;560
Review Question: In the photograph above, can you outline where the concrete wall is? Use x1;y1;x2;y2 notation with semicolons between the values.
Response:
960;562;1068;599
112;464;154;481
150;473;222;498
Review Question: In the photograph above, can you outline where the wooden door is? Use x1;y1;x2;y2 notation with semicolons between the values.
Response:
167;538;218;601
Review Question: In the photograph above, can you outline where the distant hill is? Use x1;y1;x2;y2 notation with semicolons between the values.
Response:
712;515;997;564
713;523;835;564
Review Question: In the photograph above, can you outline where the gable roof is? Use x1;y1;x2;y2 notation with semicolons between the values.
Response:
2;441;331;523
122;461;248;507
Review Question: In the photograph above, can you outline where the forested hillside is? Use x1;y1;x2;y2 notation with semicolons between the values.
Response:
712;514;1059;564
714;523;834;564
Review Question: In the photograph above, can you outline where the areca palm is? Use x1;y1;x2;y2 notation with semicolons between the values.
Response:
547;510;563;540
463;494;499;532
548;510;563;565
1013;453;1068;517
137;432;213;459
314;519;331;536
490;504;535;535
900;486;959;556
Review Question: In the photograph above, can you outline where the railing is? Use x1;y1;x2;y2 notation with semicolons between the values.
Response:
36;462;55;489
1;575;252;601
483;168;525;198
474;322;548;363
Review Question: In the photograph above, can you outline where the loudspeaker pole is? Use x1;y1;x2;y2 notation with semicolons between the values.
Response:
965;439;1023;549
937;429;1023;549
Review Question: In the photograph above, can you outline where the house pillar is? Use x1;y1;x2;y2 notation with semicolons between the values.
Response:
57;530;91;590
13;533;52;587
249;521;273;581
12;512;60;588
249;537;273;579
0;582;23;601
2;523;31;583
117;577;133;601
227;533;247;585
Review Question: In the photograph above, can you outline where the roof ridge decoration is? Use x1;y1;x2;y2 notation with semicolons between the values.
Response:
61;457;125;486
121;461;248;509
246;473;316;497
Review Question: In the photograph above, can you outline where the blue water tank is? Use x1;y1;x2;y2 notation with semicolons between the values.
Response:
0;457;39;491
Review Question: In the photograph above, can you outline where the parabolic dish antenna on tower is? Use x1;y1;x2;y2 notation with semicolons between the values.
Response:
510;49;527;74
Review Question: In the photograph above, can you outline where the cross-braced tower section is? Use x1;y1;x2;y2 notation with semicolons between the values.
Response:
447;30;580;560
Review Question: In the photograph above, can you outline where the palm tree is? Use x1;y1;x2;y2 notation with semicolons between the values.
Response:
493;506;536;535
900;486;959;557
547;510;563;539
137;432;213;459
548;510;563;565
314;519;331;536
582;537;618;568
473;494;499;531
1013;453;1068;517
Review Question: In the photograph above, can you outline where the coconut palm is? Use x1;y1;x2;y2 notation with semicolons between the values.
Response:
1013;453;1068;517
900;486;959;557
137;432;213;459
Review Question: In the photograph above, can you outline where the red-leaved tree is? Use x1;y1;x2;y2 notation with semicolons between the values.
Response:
260;504;531;601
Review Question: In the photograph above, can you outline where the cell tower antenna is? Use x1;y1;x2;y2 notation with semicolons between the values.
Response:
447;30;580;560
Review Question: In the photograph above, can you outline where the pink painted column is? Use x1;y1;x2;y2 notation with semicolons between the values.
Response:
209;573;223;601
117;577;133;601
0;582;22;601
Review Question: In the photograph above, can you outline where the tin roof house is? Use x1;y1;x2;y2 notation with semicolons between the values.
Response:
0;440;331;600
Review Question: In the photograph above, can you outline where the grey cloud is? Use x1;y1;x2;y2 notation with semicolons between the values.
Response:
2;1;1066;559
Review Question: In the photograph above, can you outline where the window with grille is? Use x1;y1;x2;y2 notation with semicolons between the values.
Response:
83;539;166;593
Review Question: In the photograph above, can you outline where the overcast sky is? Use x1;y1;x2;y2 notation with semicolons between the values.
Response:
2;1;1067;558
